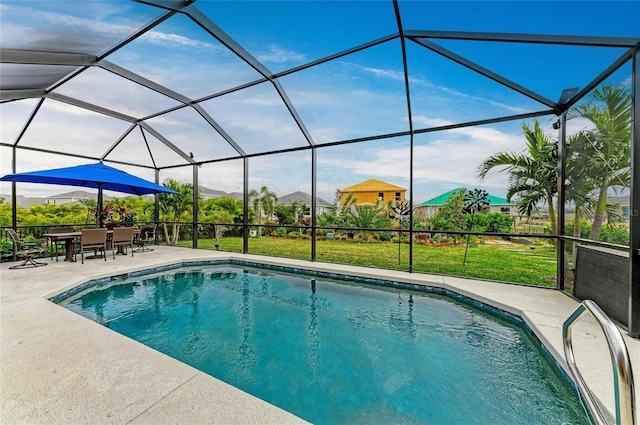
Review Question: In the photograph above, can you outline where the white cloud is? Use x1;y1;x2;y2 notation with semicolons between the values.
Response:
140;31;218;50
257;45;306;64
348;62;532;115
344;63;407;82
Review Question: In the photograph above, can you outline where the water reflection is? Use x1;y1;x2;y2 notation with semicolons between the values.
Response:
237;273;255;382
306;279;319;377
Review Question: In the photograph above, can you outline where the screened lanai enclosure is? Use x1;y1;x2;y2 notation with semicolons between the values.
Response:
1;1;639;336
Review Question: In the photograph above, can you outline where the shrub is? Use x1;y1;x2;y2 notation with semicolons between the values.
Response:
599;226;629;246
0;240;13;259
379;232;392;242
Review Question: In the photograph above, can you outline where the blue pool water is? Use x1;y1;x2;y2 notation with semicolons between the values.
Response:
58;263;592;424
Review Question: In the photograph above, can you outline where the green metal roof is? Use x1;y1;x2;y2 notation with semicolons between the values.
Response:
417;188;515;206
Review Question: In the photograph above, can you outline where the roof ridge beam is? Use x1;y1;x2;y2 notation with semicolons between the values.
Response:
0;50;98;66
183;4;273;78
273;34;400;79
405;30;639;47
102;123;138;161
47;92;138;122
0;90;47;101
138;122;196;164
184;5;315;146
270;79;315;147
97;61;247;157
133;0;195;12
191;105;247;157
98;60;193;104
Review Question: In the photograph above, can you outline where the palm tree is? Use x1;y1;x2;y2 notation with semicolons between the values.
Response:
478;119;558;234
569;83;631;241
248;185;278;236
564;131;598;264
158;178;194;246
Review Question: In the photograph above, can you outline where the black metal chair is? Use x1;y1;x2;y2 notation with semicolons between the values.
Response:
136;224;156;252
6;229;47;269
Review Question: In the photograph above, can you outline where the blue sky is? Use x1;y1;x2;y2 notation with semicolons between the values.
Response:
1;1;639;205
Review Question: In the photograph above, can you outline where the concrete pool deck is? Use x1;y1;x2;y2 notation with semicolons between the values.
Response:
1;246;638;424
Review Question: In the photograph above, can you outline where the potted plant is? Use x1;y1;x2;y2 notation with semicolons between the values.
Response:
115;207;136;227
93;205;114;228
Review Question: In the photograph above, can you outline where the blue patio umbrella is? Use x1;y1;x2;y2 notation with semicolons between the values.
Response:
1;162;178;227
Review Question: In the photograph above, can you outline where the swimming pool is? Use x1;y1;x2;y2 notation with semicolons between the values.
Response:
56;261;592;424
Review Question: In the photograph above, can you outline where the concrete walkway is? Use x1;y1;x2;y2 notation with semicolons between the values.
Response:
1;246;638;424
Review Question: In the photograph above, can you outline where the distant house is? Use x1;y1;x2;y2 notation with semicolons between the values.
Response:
277;191;332;217
45;190;105;205
339;179;406;206
414;188;518;219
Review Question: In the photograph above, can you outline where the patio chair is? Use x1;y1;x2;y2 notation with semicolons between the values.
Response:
79;228;108;264
111;227;134;259
6;228;47;269
136;224;156;252
47;226;74;261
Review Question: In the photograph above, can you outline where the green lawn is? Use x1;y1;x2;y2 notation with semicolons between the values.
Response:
184;237;557;287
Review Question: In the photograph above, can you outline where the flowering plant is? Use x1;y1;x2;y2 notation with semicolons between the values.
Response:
92;205;136;227
93;205;114;225
114;206;136;227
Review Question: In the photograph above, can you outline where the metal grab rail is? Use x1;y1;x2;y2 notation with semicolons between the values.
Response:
563;300;636;425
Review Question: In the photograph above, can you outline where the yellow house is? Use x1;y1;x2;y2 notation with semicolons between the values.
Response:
339;179;406;206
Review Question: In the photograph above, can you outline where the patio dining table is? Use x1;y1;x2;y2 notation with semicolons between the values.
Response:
43;229;140;262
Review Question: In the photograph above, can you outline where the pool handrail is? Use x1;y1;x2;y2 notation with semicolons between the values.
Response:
563;299;636;425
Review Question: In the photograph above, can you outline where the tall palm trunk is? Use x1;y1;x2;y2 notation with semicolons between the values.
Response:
172;222;181;245
162;223;170;246
547;198;557;235
589;179;608;241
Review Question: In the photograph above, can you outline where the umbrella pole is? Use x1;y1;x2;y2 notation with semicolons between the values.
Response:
97;185;104;228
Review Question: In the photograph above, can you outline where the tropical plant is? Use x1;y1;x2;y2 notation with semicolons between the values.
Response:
93;205;114;226
338;190;358;225
317;211;342;228
248;186;278;235
113;206;137;227
201;196;244;240
79;198;97;223
568;83;631;241
158;178;194;245
478;119;558;234
345;202;392;230
564;130;599;262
